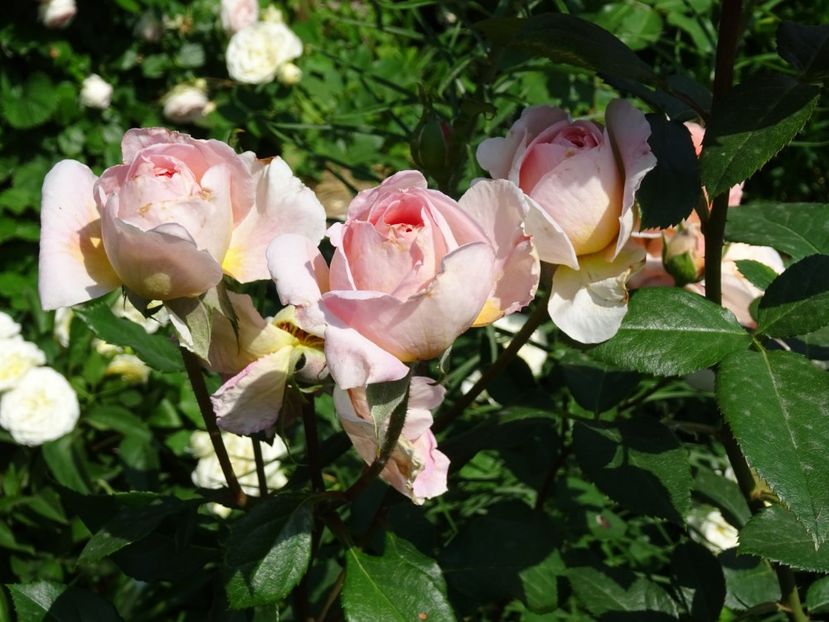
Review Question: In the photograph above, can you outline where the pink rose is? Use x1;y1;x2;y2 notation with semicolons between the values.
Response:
39;128;325;309
220;0;258;34
268;171;539;389
477;100;657;343
334;376;449;504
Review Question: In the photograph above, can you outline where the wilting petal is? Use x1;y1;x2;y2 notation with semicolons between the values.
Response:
102;200;222;300
212;347;297;435
224;157;326;282
605;100;657;258
523;196;579;269
410;432;450;502
323;322;410;390
38;160;121;309
548;245;645;344
267;233;330;335
459;179;540;325
322;242;495;363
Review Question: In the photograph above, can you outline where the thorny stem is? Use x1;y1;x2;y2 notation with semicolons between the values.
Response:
251;439;268;497
180;347;247;508
706;2;808;620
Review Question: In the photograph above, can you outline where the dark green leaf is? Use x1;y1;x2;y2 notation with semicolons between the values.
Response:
756;254;829;337
718;350;829;545
692;468;751;528
671;541;725;621
561;352;639;414
725;202;829;259
734;259;778;291
475;13;657;85
738;505;829;572
567;565;678;619
573;417;692;522
777;22;829;81
700;74;820;198
1;73;57;129
719;548;781;611
806;576;829;615
85;405;152;441
41;436;92;494
75;301;181;372
224;494;314;608
7;582;123;621
637;115;700;228
440;502;561;612
343;533;456;622
591;288;751;376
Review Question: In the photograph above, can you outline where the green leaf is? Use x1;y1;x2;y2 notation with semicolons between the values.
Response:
718;350;829;545
75;301;181;372
591;288;751;376
165;296;213;361
671;541;725;621
343;533;456;622
573;417;692;523
637;114;700;228
738;505;829;572
440;502;562;612
561;352;639;414
7;581;123;621
734;259;778;291
719;548;781;611
1;72;58;129
175;43;205;69
41;436;92;494
224;494;314;609
475;13;657;85
806;576;829;615
79;496;189;564
756;254;829;337
700;74;820;198
567;565;678;619
692;467;751;528
725;202;829;259
777;22;829;81
365;370;412;445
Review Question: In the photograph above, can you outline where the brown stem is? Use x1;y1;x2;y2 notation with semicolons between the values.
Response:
318;569;346;622
180;347;247;508
251;438;268;497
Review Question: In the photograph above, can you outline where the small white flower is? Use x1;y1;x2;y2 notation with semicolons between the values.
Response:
162;82;214;124
221;0;258;34
688;507;739;552
105;353;150;384
0;339;46;392
0;312;21;339
276;62;302;86
0;367;79;446
53;307;73;348
226;21;303;85
191;431;289;515
38;0;76;29
80;74;113;110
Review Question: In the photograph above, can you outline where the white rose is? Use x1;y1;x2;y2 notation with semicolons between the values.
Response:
162;83;214;124
688;507;739;552
38;0;76;29
105;353;150;384
261;5;283;24
80;74;113;110
0;367;79;446
226;22;302;85
191;430;289;515
221;0;258;34
0;338;46;392
0;312;21;339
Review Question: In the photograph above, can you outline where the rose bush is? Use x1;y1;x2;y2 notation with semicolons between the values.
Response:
38;128;325;309
268;171;539;389
477;100;657;343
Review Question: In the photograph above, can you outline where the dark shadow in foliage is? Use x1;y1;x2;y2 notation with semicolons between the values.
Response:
560;352;640;414
669;540;726;621
718;548;781;611
47;586;123;621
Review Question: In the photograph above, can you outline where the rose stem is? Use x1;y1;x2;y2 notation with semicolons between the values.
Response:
433;274;552;434
705;2;807;620
252;439;268;497
302;393;326;494
180;347;247;508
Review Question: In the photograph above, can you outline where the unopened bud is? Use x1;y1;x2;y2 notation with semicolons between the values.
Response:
411;110;452;179
662;223;704;286
276;62;302;85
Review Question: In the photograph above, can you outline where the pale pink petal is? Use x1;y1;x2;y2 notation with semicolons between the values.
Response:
548;245;646;344
212;348;296;435
101;198;222;300
604;100;657;258
346;170;428;220
410;432;450;501
323;322;410;390
321;242;495;363
523;196;579;269
459;179;540;324
224;157;326;282
38;160;121;309
267;233;330;336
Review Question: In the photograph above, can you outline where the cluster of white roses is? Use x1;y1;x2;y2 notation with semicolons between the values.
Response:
222;0;303;85
0;312;79;447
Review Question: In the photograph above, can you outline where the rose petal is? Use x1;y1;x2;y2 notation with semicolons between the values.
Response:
212;347;297;435
410;432;450;501
323;322;410;390
224;157;326;282
523;196;579;269
38;160;121;309
548;245;645;344
346;170;428;220
321;242;495;363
